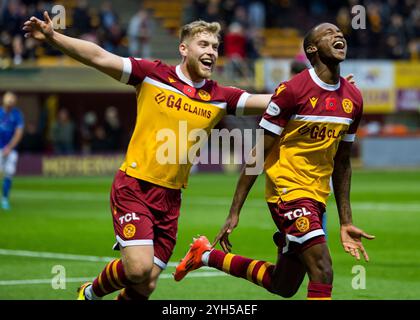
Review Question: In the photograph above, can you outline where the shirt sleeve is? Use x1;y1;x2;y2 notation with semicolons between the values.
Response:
222;86;250;116
119;57;159;86
342;98;363;142
259;82;296;136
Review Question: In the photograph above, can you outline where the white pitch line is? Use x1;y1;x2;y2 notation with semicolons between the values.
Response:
0;249;219;270
0;249;115;263
0;272;227;286
0;277;91;286
0;249;177;267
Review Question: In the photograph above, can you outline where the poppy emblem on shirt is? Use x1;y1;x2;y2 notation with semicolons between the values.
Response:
183;85;196;97
198;89;211;101
325;97;337;111
342;98;353;114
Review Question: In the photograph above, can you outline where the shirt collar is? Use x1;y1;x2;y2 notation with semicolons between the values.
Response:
176;65;206;88
309;68;340;91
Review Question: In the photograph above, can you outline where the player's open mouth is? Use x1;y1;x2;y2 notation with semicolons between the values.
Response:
200;58;213;71
332;40;345;50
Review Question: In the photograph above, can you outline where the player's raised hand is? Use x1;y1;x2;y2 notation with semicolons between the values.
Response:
22;11;54;41
345;73;355;85
340;224;375;262
212;212;240;253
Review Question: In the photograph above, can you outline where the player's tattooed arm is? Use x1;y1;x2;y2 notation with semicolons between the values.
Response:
242;94;272;115
333;141;375;261
332;141;353;225
23;11;123;81
213;131;277;252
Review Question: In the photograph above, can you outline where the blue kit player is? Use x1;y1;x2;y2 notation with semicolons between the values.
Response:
0;92;24;210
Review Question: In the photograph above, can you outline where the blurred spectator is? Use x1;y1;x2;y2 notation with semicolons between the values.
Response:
192;0;209;21
181;0;197;25
290;60;308;76
224;22;249;79
104;106;122;151
248;0;265;30
51;109;75;155
336;7;352;37
103;20;124;55
1;0;24;36
99;1;118;31
231;5;248;29
71;0;92;37
91;125;110;152
19;122;44;153
80;111;97;154
385;14;410;59
98;1;124;55
220;0;237;27
12;34;23;65
202;0;220;23
128;8;154;58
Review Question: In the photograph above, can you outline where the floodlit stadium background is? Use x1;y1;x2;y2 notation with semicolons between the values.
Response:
0;0;419;300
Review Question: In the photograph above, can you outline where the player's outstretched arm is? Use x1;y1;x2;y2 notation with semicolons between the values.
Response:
242;94;272;115
241;75;355;116
332;141;375;261
23;11;123;81
213;131;277;252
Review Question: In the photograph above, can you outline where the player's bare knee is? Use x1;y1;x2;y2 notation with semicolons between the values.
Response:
124;261;153;284
130;277;157;297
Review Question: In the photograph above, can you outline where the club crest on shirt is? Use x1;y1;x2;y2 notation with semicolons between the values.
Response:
123;224;136;239
342;98;354;113
198;89;211;101
266;101;281;116
295;217;310;232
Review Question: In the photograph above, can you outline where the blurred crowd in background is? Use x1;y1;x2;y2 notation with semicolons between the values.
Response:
1;0;420;66
188;0;420;60
19;103;125;155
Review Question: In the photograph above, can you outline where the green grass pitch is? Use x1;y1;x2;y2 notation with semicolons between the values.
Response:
0;169;419;300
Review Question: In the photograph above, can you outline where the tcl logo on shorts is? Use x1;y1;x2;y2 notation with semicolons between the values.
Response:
284;208;311;220
119;213;140;225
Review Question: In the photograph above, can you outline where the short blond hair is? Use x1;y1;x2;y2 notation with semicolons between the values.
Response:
3;91;17;106
179;20;221;43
